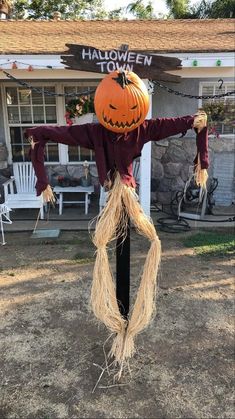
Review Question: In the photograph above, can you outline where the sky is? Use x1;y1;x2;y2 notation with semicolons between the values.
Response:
104;0;199;16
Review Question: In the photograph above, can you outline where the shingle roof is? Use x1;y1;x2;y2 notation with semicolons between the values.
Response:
0;19;234;55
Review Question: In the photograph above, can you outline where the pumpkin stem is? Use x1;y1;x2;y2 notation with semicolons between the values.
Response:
112;71;133;89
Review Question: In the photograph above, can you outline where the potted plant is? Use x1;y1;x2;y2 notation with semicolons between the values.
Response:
65;95;95;126
201;101;234;138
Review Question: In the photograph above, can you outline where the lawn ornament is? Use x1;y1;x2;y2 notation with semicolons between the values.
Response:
26;70;208;378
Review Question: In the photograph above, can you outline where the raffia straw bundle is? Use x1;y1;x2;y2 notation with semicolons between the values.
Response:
194;155;208;189
91;173;161;378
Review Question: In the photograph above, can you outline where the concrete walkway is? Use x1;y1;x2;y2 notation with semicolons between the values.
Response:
3;203;235;233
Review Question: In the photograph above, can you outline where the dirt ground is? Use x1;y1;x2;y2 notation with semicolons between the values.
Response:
0;228;234;419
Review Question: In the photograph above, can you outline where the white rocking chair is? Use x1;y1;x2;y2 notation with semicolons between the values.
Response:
3;162;44;219
0;204;12;245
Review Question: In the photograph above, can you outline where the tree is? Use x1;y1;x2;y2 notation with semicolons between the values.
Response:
166;0;235;18
199;0;235;18
11;0;107;20
165;0;191;18
107;7;126;19
126;0;155;19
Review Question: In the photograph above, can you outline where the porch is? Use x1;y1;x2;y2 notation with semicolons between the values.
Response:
2;199;235;236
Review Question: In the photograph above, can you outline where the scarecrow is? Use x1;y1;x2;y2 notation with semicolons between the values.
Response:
26;70;208;376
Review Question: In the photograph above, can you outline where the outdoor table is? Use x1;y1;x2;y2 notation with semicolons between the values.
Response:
53;185;94;215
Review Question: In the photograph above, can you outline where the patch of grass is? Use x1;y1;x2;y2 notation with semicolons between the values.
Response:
184;231;235;258
72;253;94;264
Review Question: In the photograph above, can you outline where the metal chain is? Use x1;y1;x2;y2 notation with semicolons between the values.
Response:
152;80;235;100
3;70;235;100
3;71;95;98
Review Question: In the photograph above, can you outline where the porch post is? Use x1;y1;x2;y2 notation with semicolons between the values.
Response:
139;80;152;217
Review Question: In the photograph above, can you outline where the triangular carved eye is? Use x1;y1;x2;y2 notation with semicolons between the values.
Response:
109;104;117;110
131;105;138;110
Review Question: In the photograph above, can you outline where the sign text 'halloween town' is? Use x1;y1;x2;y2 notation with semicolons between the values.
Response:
61;44;182;82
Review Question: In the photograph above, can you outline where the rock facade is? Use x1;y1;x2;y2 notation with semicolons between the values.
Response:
151;135;235;205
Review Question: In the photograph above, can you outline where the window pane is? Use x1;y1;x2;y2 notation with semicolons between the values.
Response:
7;107;20;124
80;147;92;161
12;144;23;162
226;84;235;93
44;87;56;104
202;85;213;96
19;89;31;105
45;106;57;123
45;144;59;162
33;106;45;123
223;124;233;134
21;107;32;123
23;144;31;161
215;85;225;96
64;87;77;105
6;87;18;105
32;88;43;105
10;127;21;144
68;146;79;161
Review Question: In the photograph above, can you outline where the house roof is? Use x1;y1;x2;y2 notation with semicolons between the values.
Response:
0;19;234;55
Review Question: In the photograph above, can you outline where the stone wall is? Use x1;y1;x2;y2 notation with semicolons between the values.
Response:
151;136;197;204
151;135;235;205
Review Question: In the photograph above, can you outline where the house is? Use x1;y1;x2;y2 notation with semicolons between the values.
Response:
0;17;234;214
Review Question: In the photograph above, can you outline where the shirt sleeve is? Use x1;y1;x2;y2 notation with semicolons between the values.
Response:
26;124;95;149
25;124;95;196
141;115;195;143
140;115;209;170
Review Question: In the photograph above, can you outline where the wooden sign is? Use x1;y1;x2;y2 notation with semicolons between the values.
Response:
61;44;182;82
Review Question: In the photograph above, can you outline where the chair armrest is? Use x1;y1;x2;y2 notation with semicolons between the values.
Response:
3;178;15;200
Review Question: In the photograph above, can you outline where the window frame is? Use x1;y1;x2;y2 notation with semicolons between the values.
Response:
62;81;98;165
2;81;60;164
199;81;235;137
2;80;99;165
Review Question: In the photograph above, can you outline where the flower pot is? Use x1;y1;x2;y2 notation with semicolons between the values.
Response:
80;176;92;187
74;113;94;125
58;177;70;187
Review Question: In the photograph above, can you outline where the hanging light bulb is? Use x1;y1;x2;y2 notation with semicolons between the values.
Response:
28;65;33;71
12;62;18;69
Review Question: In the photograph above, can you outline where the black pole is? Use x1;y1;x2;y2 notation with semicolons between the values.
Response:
116;215;130;319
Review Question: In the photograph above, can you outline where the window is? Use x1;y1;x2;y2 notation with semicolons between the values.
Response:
6;86;59;162
64;85;95;162
200;83;235;135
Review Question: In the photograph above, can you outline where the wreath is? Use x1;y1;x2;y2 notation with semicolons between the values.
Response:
65;95;95;125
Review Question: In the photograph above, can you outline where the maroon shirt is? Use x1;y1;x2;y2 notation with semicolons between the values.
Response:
26;116;208;196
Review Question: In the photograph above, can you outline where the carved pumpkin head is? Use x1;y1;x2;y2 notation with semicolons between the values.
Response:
94;70;149;133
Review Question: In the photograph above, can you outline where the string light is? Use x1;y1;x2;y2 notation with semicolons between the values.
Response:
0;58;228;72
0;60;62;71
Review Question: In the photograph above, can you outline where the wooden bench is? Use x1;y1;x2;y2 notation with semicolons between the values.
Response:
53;185;94;215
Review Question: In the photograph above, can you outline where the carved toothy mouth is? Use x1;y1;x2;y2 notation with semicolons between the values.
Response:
102;112;142;129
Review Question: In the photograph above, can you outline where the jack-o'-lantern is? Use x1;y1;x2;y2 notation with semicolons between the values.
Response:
94;70;150;133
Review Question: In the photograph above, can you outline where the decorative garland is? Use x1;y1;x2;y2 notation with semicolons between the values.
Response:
65;96;94;125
